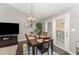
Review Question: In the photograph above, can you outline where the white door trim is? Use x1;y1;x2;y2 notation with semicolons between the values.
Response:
53;13;70;54
45;19;53;38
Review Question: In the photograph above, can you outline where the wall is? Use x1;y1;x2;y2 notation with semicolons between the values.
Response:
0;4;33;41
40;4;79;54
69;5;79;53
53;5;79;54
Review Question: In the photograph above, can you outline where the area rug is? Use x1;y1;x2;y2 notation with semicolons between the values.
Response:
23;44;59;55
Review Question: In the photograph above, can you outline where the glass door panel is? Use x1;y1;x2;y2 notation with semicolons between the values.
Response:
56;19;65;47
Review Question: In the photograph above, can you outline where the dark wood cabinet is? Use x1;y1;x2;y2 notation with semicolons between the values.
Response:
0;35;18;47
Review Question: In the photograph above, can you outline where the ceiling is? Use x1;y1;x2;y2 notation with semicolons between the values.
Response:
6;3;76;20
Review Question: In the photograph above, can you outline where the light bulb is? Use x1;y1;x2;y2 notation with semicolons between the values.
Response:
27;17;30;20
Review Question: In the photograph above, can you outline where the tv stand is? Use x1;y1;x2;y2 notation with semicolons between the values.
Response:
0;35;18;47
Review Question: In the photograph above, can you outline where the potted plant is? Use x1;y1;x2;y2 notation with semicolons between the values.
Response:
34;22;42;35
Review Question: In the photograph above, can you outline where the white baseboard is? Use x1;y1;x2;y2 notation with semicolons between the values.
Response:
66;50;76;55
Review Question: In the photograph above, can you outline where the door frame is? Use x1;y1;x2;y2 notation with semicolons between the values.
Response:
53;13;70;52
45;13;75;54
45;19;53;38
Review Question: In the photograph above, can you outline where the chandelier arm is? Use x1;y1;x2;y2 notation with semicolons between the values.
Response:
26;3;37;27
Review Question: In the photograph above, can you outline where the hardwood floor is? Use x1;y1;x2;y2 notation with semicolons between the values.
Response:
16;41;70;55
53;46;70;55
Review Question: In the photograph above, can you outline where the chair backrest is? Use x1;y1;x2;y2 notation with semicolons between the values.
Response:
30;32;34;36
25;33;36;41
25;33;29;42
42;32;48;36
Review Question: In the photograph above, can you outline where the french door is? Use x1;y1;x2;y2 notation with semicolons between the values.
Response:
53;13;70;50
55;19;65;47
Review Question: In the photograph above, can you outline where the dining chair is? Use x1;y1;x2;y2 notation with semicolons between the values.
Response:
36;37;50;55
30;32;34;36
42;32;48;37
25;33;32;55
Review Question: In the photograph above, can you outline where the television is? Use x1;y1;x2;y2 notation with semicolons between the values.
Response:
0;22;19;35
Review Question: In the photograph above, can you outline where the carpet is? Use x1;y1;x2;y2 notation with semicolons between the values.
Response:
0;45;17;55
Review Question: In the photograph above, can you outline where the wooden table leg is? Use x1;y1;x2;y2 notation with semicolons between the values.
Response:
36;47;37;55
51;40;53;55
48;43;49;55
32;46;35;55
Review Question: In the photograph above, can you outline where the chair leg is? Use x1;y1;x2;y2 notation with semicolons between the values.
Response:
48;44;49;55
51;40;53;55
36;48;37;55
28;47;30;55
41;52;42;55
48;51;49;55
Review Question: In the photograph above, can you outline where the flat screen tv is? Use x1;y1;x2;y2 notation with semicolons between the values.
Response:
0;22;19;35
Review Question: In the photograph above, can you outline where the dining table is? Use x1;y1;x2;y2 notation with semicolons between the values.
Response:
28;35;53;55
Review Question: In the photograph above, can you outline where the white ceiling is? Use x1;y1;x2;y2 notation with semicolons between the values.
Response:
6;3;76;20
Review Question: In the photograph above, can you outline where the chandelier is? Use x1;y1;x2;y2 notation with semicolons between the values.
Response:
26;3;37;27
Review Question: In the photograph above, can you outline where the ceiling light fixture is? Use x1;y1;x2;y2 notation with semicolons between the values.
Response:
26;3;37;27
